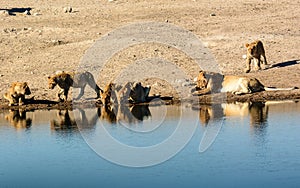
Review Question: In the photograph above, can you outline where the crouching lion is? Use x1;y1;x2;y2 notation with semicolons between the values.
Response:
194;70;296;95
101;82;151;105
3;82;32;106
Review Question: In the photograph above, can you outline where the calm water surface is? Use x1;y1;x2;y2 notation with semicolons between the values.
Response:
0;101;300;187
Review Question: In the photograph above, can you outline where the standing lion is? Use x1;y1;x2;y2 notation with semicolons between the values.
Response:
48;71;103;102
244;40;268;73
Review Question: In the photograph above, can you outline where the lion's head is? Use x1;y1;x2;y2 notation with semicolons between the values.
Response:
12;82;31;95
47;76;58;89
245;42;257;56
101;82;116;105
196;70;208;90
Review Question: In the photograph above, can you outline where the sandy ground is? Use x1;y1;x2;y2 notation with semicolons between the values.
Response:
0;0;300;108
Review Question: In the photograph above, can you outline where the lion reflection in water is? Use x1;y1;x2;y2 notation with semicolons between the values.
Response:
50;105;151;131
50;108;100;131
99;104;151;124
50;110;77;130
5;109;32;130
196;102;268;127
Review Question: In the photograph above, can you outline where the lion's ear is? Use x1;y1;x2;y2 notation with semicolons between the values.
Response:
199;70;206;75
245;43;249;48
23;82;28;88
11;82;17;87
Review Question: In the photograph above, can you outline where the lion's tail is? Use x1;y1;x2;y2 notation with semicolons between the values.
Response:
264;86;298;91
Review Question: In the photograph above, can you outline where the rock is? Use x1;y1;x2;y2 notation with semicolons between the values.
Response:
210;13;216;16
24;10;31;15
0;10;10;16
63;7;72;13
51;39;65;45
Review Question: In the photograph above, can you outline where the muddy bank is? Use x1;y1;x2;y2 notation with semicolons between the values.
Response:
1;90;300;111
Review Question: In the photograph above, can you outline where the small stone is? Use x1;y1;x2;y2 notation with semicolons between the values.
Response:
210;13;216;16
242;54;247;59
0;10;10;16
63;7;72;13
51;39;64;45
24;10;31;15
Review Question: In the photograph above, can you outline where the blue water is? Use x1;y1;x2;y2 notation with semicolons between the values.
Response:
0;102;300;187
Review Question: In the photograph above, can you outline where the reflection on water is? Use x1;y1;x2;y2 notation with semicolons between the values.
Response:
0;104;160;132
96;104;152;124
50;110;77;130
1;101;300;187
196;101;269;127
99;105;117;123
0;101;294;134
248;102;268;137
4;109;32;130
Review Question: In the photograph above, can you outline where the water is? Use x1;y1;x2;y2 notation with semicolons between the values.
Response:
0;101;300;187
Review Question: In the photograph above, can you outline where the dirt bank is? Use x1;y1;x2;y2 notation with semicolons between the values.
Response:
1;0;299;109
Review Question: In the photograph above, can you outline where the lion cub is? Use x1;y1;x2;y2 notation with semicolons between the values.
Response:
3;82;32;106
48;71;103;102
244;40;267;73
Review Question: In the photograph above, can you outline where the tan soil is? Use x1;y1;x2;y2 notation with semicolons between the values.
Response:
0;0;299;109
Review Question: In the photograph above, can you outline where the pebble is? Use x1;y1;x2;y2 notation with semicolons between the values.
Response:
0;10;10;16
63;7;73;13
24;10;31;15
210;13;216;17
51;39;64;45
242;54;247;59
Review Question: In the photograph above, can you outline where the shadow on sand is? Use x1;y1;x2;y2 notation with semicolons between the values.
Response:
269;59;299;69
0;7;32;15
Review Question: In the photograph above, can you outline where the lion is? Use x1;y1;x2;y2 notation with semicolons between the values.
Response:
3;82;31;106
244;40;268;73
100;82;118;106
125;82;151;103
101;82;151;105
193;70;296;95
48;71;103;102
